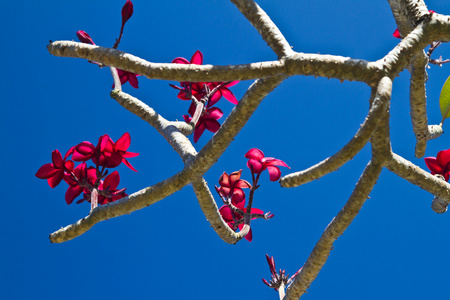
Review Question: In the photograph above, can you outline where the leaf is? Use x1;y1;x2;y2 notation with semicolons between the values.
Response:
439;75;450;122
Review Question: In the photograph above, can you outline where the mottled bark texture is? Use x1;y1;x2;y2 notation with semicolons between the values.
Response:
47;1;450;299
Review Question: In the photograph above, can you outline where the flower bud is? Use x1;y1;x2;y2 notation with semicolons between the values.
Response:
76;30;95;45
121;0;134;25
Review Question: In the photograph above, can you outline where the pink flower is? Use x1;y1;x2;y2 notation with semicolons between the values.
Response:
121;0;134;25
170;50;239;106
425;149;450;181
36;148;75;188
64;162;95;204
218;201;264;242
76;30;95;45
245;148;290;181
113;69;139;89
215;170;251;205
262;254;301;291
183;103;223;143
73;133;139;171
74;170;127;205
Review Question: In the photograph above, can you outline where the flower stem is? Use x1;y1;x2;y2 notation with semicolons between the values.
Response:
91;188;98;211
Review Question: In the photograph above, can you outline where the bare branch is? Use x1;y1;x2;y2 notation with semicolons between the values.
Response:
387;0;430;38
280;77;392;188
46;41;382;84
386;153;450;202
110;90;196;162
231;0;294;58
409;52;430;158
284;160;383;300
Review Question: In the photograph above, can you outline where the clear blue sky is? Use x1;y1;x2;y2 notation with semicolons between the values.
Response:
2;0;450;299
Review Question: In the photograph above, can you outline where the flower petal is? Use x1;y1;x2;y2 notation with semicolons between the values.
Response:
203;119;221;133
220;87;238;105
190;50;203;65
425;157;443;174
51;150;63;169
115;133;131;152
437;149;450;170
103;171;120;190
35;163;58;179
219;172;231;187
193;122;207;143
65;185;83;205
123;158;138;172
393;28;401;39
172;57;189;64
245;148;264;160
266;165;282;181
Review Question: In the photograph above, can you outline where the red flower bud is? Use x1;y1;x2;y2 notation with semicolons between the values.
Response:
76;30;95;45
121;0;134;25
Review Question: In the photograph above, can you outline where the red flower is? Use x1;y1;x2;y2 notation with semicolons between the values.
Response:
36;148;75;188
170;50;239;106
218;201;264;242
72;133;139;171
425;149;450;181
183;103;223;143
75;170;127;205
121;0;134;25
245;148;290;181
64;162;95;204
216;170;251;205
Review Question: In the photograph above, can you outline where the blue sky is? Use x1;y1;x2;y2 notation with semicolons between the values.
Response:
2;0;450;299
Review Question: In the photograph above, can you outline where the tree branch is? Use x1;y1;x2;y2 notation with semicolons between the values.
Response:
386;153;450;202
110;90;195;162
280;77;392;187
284;160;383;300
231;0;294;58
46;41;382;84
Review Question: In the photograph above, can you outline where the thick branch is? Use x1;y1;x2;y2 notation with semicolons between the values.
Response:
50;170;192;243
47;41;382;84
386;153;450;202
280;77;392;187
284;160;383;300
231;0;294;58
387;0;430;38
191;179;247;244
110;90;196;162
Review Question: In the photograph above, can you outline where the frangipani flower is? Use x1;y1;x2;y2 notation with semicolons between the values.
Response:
183;103;223;143
35;148;75;188
245;148;290;181
170;50;239;106
216;170;251;204
425;149;450;181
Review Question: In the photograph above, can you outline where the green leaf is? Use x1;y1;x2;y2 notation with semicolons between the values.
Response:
439;75;450;124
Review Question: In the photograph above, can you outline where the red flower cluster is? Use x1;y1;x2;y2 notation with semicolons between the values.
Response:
215;149;289;241
36;133;138;207
425;149;450;181
170;50;239;142
75;1;139;89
